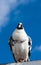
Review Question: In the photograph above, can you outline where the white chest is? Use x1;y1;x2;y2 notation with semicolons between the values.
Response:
12;41;29;61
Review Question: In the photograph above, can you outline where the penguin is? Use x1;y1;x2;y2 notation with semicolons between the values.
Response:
8;22;32;62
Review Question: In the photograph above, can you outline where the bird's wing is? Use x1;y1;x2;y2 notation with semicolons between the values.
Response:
28;36;32;46
8;36;17;62
8;36;14;51
28;36;32;51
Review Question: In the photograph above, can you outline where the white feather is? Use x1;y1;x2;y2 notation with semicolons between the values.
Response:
9;23;32;62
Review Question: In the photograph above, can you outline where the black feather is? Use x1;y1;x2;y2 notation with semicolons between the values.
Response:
28;38;31;45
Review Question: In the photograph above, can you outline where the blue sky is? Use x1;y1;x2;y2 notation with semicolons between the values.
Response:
0;0;41;64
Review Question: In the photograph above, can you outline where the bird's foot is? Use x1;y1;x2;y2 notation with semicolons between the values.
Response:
18;58;25;62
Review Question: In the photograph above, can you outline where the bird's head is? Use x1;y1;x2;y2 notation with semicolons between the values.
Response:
17;22;23;29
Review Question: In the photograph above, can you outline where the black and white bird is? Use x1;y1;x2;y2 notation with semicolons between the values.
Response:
8;22;32;62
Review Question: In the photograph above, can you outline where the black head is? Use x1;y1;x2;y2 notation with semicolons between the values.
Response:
17;22;23;29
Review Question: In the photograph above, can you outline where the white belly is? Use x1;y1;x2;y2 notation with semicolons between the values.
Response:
12;41;29;61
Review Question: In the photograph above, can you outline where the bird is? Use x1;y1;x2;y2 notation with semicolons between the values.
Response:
8;22;32;62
